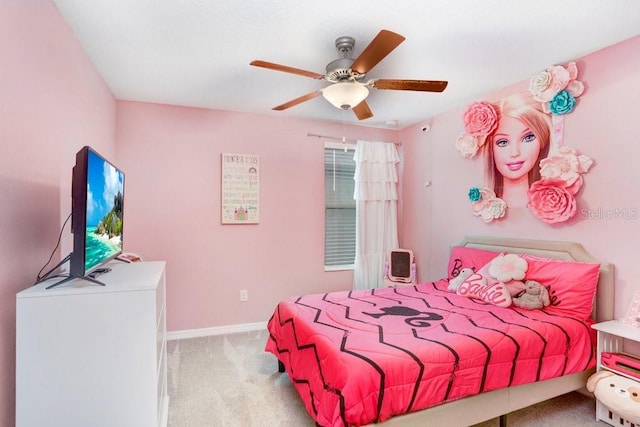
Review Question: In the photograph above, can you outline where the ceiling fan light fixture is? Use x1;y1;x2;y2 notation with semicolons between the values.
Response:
322;82;369;110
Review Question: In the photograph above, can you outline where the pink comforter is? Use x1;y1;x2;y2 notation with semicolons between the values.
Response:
265;280;595;426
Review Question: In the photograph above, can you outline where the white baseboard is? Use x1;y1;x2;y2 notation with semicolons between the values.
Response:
167;321;268;340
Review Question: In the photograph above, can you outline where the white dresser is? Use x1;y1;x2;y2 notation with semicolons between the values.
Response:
16;261;168;427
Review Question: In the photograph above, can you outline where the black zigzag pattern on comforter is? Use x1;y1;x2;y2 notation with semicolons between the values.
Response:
265;279;595;427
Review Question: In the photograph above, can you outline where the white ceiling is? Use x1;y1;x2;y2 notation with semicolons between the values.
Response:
51;0;640;130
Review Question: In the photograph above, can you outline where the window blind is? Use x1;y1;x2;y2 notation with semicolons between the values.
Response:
324;145;356;267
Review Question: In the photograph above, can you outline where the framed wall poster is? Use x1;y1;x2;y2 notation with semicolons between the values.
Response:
221;153;260;224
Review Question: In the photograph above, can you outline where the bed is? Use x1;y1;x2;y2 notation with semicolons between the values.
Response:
265;235;614;426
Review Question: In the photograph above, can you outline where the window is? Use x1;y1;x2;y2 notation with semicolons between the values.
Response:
324;142;356;269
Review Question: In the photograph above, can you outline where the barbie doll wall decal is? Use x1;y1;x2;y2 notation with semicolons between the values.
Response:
456;62;593;224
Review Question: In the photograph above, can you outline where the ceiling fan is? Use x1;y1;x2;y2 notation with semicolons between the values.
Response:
250;29;448;120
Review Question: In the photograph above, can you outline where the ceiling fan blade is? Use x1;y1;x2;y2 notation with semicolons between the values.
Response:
272;91;322;111
352;101;373;120
351;30;405;74
250;60;324;79
373;79;448;92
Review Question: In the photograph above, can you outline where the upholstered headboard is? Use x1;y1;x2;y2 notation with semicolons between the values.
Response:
458;235;615;322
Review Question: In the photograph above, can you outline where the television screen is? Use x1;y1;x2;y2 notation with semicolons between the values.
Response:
70;146;125;279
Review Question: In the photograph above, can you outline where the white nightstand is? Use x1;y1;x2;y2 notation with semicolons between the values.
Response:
591;320;640;425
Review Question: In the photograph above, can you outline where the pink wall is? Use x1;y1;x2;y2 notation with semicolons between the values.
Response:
401;35;640;320
115;102;399;331
0;0;117;424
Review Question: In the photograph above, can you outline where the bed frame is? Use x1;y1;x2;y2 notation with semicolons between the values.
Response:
363;235;615;427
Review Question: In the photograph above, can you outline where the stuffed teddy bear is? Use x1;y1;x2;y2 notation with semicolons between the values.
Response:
587;370;640;424
512;280;550;309
447;268;474;292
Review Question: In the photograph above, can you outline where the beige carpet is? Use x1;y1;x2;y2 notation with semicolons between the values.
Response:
167;329;608;427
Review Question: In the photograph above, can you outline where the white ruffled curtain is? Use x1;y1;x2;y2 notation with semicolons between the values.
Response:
352;140;400;290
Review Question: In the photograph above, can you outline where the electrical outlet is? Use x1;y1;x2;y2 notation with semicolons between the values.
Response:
240;290;248;302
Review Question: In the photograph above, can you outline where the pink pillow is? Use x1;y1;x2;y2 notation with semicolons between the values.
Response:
447;246;500;280
521;254;600;320
456;272;512;307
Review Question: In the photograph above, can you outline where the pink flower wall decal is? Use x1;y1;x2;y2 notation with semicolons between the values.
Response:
527;179;577;224
463;102;498;137
455;132;480;158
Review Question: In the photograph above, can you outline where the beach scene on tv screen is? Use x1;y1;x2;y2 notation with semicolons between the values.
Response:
85;151;124;271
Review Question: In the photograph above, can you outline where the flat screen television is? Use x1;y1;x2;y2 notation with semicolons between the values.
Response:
43;146;125;289
71;145;125;277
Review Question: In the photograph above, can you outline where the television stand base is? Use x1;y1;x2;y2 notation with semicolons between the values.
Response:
46;275;106;290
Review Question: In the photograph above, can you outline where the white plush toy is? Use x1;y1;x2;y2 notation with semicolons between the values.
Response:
448;268;474;292
587;370;640;424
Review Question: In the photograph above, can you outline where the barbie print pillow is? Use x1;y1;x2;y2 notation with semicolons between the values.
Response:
447;246;500;280
456;272;512;307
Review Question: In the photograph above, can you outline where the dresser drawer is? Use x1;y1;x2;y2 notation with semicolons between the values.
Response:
155;269;166;323
157;305;166;364
157;345;167;412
